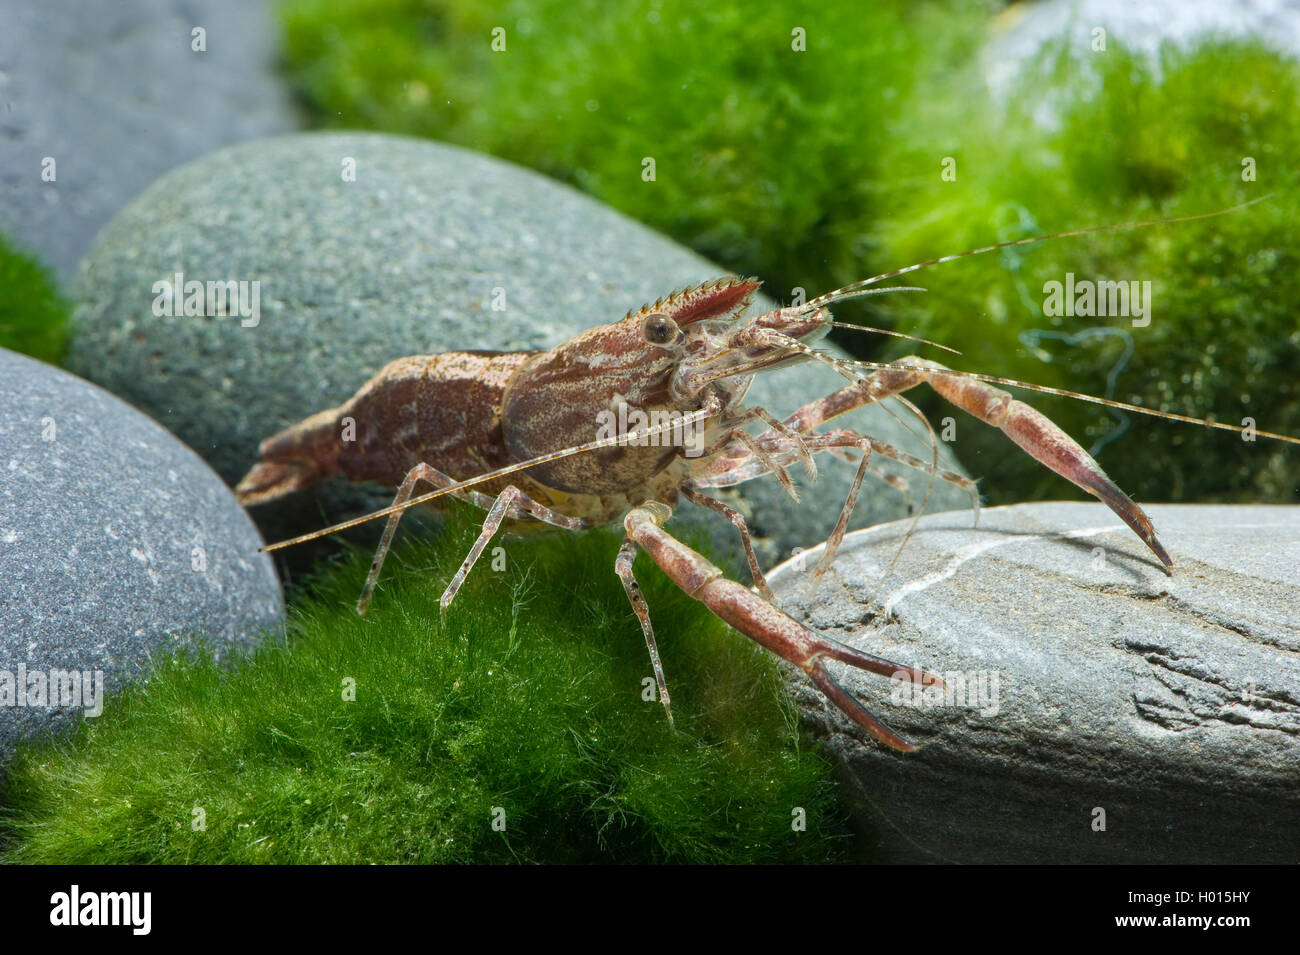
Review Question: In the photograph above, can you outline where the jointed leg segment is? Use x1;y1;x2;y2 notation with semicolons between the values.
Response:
356;462;590;616
679;484;774;600
616;538;674;726
621;501;944;752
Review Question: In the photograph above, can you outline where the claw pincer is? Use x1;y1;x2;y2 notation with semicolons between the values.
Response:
623;503;942;751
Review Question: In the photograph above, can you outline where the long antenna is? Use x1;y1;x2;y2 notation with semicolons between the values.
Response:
819;318;962;356
798;194;1274;314
792;285;963;355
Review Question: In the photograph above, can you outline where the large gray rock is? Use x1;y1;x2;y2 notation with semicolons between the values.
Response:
67;132;970;572
0;349;282;770
0;0;300;279
769;501;1299;863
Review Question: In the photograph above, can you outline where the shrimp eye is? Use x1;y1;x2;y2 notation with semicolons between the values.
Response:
642;312;679;346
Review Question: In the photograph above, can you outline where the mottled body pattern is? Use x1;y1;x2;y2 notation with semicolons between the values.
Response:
245;349;684;520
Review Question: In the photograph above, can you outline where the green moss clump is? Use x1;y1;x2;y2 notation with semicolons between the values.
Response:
0;507;849;863
0;233;71;365
872;40;1300;505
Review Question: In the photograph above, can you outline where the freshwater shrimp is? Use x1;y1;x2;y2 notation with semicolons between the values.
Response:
236;197;1293;751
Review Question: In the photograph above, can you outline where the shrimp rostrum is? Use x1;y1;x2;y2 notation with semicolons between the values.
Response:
237;203;1294;752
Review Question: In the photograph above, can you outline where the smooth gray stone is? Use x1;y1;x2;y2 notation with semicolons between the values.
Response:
768;502;1299;863
67;131;970;570
0;349;282;770
0;0;300;279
